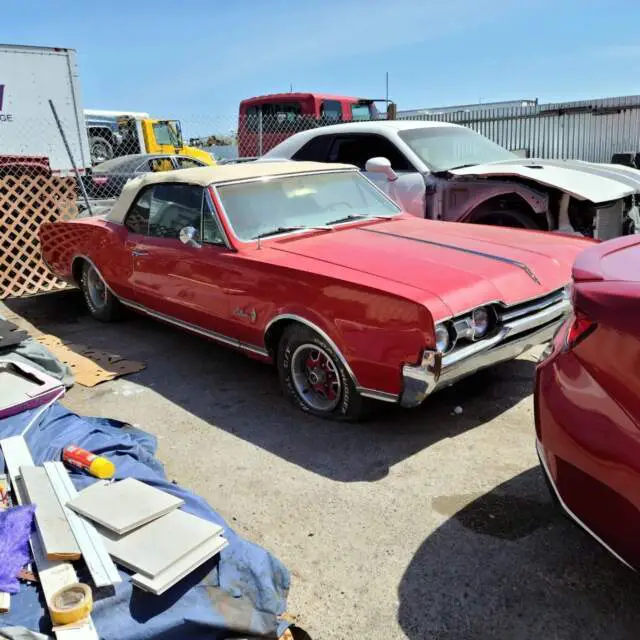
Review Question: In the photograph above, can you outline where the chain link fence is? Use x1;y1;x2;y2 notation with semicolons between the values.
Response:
3;100;640;298
6;103;640;205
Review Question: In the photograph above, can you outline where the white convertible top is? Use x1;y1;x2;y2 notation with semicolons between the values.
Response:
105;160;355;224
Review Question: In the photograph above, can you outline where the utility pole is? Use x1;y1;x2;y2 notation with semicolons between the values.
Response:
385;72;389;110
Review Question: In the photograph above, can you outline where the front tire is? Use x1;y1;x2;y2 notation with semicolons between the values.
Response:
80;262;121;322
472;209;542;230
277;324;367;421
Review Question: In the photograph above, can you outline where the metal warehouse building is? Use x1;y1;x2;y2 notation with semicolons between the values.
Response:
398;95;640;164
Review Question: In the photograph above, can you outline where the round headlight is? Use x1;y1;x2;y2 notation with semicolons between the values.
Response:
435;324;450;353
471;307;490;338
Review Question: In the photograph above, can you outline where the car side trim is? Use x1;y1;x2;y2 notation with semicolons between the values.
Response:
72;255;269;358
119;298;270;357
358;388;399;403
73;256;402;402
536;439;634;571
41;253;65;281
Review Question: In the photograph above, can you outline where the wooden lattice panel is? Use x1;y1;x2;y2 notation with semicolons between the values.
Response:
0;173;78;299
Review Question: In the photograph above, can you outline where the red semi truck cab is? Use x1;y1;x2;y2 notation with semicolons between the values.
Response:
237;93;380;157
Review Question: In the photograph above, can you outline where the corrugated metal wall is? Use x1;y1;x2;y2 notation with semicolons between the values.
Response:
399;95;640;163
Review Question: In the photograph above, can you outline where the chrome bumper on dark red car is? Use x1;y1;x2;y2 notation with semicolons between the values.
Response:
400;291;571;408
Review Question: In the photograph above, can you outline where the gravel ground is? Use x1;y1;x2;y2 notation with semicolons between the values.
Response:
3;290;640;640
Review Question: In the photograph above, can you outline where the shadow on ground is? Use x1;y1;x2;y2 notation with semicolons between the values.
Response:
5;291;536;483
398;467;640;639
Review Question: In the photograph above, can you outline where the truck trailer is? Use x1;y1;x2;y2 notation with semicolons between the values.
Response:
0;43;91;172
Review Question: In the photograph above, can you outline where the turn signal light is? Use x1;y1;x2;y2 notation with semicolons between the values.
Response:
564;310;596;350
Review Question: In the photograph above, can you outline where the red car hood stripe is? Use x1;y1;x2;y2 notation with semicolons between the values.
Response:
362;228;541;285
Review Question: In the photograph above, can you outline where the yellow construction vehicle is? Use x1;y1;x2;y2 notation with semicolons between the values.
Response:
85;110;215;165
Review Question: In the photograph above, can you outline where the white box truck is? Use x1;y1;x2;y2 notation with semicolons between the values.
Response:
0;43;91;172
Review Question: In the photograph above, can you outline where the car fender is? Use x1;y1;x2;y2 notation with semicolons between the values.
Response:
263;288;433;396
440;177;550;224
264;305;358;382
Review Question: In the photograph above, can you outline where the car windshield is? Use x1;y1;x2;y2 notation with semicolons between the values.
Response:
216;170;400;241
398;126;516;172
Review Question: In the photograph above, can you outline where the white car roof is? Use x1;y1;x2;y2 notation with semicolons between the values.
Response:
262;119;462;159
106;160;356;224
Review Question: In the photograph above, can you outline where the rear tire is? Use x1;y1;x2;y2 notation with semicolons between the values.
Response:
472;209;542;230
277;324;368;421
80;262;121;322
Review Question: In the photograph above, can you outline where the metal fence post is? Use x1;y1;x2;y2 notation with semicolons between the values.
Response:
49;99;93;216
258;109;263;156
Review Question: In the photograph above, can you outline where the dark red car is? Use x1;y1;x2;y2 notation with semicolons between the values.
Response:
535;235;640;570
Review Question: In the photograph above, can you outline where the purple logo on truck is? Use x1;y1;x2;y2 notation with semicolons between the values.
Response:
0;85;12;122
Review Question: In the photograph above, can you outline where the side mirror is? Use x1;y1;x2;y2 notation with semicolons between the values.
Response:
179;226;201;248
365;157;398;182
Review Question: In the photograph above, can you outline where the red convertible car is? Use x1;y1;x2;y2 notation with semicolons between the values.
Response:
41;161;591;420
536;235;640;569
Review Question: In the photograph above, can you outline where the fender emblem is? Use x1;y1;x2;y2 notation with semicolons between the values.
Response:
233;307;257;323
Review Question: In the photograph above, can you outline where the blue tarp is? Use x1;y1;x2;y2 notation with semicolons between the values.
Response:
0;403;290;639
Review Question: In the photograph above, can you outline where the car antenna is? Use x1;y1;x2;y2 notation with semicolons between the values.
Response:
257;236;261;250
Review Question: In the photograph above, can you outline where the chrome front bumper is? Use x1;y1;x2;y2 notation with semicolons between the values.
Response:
400;298;571;408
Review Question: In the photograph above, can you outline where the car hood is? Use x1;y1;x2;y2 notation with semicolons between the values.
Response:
449;158;640;204
271;217;592;319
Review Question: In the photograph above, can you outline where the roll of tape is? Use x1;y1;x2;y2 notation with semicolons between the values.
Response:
49;583;93;626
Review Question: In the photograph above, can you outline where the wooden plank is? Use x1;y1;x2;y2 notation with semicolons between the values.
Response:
67;477;183;534
0;437;98;640
20;466;81;561
132;534;228;595
43;462;121;588
99;508;223;578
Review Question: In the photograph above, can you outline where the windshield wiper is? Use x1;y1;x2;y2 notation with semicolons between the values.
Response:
252;225;331;240
447;163;478;171
325;214;367;225
253;215;394;239
252;226;306;239
325;214;393;226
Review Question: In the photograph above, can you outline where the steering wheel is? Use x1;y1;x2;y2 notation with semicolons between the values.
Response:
327;202;354;211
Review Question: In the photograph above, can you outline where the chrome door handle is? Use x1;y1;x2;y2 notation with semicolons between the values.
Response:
131;249;148;257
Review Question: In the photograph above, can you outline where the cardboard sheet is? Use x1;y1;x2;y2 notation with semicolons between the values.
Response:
35;335;145;387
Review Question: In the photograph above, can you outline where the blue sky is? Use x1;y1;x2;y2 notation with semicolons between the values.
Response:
3;0;640;135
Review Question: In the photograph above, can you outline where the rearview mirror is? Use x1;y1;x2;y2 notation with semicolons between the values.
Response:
365;157;398;182
179;226;201;248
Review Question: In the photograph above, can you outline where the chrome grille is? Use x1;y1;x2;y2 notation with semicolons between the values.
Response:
499;288;567;323
441;288;570;369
